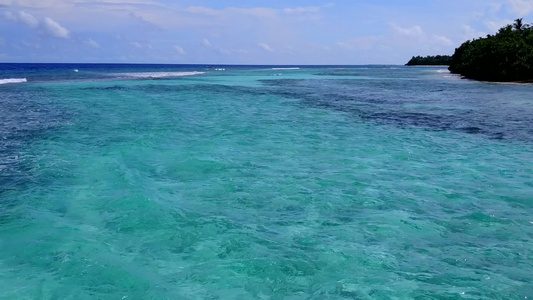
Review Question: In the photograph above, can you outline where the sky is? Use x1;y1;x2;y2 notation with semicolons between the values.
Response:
0;0;533;64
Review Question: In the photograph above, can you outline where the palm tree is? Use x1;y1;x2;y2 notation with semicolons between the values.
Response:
513;18;524;31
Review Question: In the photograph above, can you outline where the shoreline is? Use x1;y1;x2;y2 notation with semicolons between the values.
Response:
449;71;533;85
461;76;533;85
483;80;533;85
405;65;450;67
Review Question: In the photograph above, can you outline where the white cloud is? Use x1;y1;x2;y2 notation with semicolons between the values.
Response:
128;41;155;51
186;6;219;16
507;0;533;17
173;45;185;54
2;10;39;27
488;2;504;13
258;43;273;52
42;17;69;38
484;19;514;32
201;38;211;47
1;11;17;21
2;10;69;39
337;36;380;50
228;7;277;18
391;23;423;36
185;6;277;19
18;11;38;27
3;0;154;9
84;39;100;48
21;40;40;48
433;35;453;46
131;42;142;49
199;38;241;55
463;25;487;40
216;47;230;55
199;38;245;55
284;6;320;14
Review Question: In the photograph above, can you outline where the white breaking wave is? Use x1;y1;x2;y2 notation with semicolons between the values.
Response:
117;71;205;79
436;69;450;73
272;67;300;70
0;78;27;85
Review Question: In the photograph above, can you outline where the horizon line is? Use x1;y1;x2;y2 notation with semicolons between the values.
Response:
0;62;409;66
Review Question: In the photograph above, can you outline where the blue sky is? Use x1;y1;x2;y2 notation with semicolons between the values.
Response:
1;0;532;64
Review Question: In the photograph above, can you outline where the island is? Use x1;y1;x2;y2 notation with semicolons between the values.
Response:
405;55;452;66
448;19;533;82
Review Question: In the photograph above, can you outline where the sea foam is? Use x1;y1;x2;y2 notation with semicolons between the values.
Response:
0;78;27;85
272;67;300;70
117;71;205;79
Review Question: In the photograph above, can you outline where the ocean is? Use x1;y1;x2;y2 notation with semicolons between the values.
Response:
1;63;532;299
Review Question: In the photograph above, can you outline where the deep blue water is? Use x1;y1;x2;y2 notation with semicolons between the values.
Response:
1;64;532;299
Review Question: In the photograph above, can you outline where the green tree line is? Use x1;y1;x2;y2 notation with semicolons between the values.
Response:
449;19;533;82
405;55;452;66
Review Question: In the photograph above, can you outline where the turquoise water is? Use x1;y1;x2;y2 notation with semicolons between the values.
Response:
1;64;532;299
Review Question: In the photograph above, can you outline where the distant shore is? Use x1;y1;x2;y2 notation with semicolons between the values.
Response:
483;80;533;85
405;55;452;66
405;65;449;67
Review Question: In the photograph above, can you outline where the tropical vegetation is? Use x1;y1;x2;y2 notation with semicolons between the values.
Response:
448;19;533;82
405;55;452;66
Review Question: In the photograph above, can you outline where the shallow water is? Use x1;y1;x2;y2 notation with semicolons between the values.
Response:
1;64;532;299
